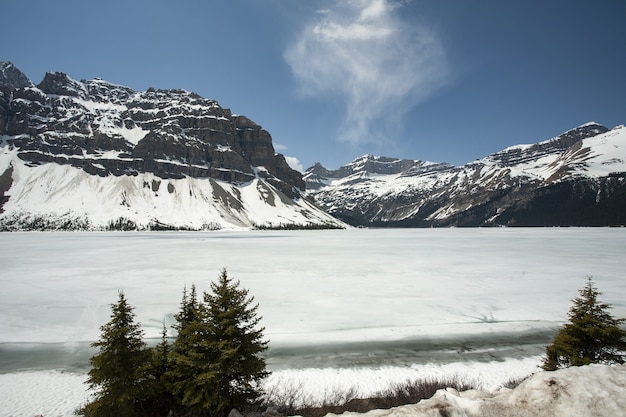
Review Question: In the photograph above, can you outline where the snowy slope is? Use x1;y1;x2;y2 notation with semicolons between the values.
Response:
0;151;342;230
480;123;626;182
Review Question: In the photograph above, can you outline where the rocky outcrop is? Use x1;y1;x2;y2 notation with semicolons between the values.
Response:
305;124;626;227
0;61;34;89
0;61;303;198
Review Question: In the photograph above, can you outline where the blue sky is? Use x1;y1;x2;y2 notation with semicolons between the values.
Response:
3;0;625;171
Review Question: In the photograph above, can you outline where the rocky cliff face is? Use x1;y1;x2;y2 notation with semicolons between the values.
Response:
305;124;626;227
2;65;303;195
0;61;342;230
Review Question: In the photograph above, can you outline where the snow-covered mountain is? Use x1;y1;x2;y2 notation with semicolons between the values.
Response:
305;123;626;227
0;61;344;230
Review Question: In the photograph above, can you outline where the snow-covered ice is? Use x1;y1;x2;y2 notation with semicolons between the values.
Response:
0;371;90;417
0;228;625;416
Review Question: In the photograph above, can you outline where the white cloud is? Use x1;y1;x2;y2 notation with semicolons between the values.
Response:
284;0;448;145
285;156;304;173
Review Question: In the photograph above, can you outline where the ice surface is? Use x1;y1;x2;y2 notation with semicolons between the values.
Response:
1;228;624;345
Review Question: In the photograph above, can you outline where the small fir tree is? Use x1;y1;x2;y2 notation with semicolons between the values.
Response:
172;283;199;332
85;291;151;417
542;277;626;371
145;321;174;415
151;321;171;381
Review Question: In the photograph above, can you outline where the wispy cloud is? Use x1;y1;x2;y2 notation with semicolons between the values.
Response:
285;0;448;145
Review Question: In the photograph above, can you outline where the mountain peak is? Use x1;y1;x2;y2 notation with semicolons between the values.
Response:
37;71;89;98
0;61;34;89
561;122;608;138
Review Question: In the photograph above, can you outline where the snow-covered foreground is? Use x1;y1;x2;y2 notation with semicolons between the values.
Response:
2;362;625;417
0;358;542;417
1;228;625;416
351;364;626;417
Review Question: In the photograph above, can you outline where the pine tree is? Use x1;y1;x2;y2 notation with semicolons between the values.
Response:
145;321;174;415
542;277;626;371
167;269;269;416
172;283;199;332
85;291;151;417
151;321;171;381
167;286;214;414
203;268;270;414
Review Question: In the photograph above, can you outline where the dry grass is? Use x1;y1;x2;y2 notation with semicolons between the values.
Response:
262;376;479;417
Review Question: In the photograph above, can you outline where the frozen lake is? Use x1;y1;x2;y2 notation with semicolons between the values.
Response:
1;228;626;415
2;228;626;355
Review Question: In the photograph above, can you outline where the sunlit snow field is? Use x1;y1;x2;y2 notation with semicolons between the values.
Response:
1;228;625;416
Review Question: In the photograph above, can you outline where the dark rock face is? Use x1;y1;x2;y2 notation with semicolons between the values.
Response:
0;164;12;212
305;124;626;227
0;62;304;198
0;61;34;89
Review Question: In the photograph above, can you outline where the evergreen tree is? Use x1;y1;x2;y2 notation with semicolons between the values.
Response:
542;277;626;371
145;321;174;415
85;291;151;417
203;268;270;415
166;290;214;414
172;283;199;332
151;321;171;381
167;282;203;412
167;269;269;416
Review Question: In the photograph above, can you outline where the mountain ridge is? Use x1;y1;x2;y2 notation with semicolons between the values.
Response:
305;123;626;227
0;61;344;230
2;60;624;229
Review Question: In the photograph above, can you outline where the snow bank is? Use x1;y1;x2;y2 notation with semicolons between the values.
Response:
337;364;626;417
0;357;537;417
265;356;542;404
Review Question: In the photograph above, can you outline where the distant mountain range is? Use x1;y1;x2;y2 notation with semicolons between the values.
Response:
305;123;626;227
0;61;344;230
2;61;624;230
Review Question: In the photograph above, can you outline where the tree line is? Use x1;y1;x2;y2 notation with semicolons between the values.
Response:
83;268;268;417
